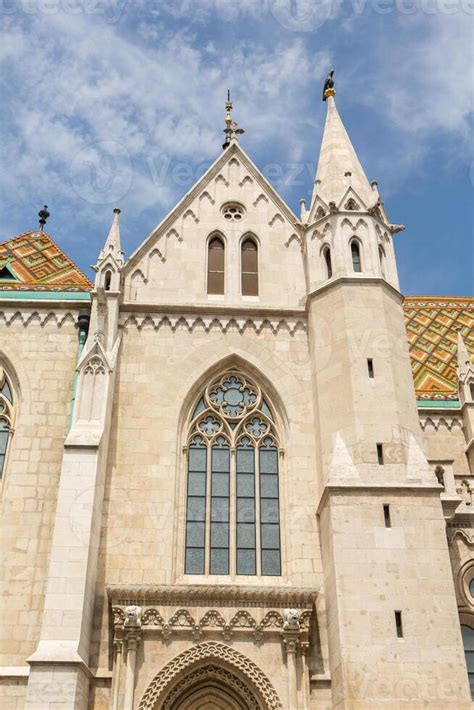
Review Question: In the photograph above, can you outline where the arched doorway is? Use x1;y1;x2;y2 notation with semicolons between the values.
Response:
161;664;260;710
138;642;282;710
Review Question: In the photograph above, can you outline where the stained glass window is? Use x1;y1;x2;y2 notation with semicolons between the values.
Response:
184;371;281;576
0;373;13;480
461;625;474;698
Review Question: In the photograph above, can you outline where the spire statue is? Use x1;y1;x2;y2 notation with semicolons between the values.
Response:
222;90;245;150
322;70;335;101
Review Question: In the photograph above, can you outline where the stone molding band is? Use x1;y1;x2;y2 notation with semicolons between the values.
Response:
107;583;317;607
119;313;307;335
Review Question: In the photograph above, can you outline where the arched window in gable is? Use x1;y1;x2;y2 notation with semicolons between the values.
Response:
322;245;332;279
185;370;281;577
241;237;258;296
207;236;225;295
351;239;362;273
0;371;14;480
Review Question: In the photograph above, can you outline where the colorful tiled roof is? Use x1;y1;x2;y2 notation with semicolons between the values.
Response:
0;232;92;291
403;296;474;401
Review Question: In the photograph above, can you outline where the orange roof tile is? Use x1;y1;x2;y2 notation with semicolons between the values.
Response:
403;296;474;401
0;232;92;291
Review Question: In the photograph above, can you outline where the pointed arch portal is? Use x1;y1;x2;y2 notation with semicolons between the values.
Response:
138;641;282;710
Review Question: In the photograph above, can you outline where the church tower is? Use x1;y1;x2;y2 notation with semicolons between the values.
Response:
304;82;471;707
1;80;472;710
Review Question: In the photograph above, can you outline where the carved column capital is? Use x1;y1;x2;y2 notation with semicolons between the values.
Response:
282;632;301;655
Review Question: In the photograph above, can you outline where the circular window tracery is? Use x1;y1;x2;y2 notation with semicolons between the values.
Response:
222;203;245;222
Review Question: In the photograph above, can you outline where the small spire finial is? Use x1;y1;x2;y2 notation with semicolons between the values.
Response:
322;70;335;101
222;90;245;150
38;204;50;232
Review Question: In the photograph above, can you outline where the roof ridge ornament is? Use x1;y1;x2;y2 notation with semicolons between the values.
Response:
38;205;50;232
322;70;335;101
222;90;245;150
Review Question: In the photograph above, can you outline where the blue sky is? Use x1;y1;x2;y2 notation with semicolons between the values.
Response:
0;0;472;295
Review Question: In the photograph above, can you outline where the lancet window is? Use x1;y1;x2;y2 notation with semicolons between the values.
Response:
185;371;281;577
0;371;14;480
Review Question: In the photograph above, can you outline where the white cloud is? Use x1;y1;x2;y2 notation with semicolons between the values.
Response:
356;10;472;140
0;10;329;233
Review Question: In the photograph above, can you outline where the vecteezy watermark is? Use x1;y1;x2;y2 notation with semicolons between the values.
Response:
146;155;316;190
0;0;127;23
269;0;336;32
269;0;473;31
70;140;133;205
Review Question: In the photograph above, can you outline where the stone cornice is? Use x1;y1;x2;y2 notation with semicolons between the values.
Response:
120;302;306;317
317;482;442;516
306;275;403;305
106;583;317;607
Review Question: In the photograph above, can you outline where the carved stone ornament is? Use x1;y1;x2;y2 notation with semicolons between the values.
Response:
161;663;261;710
137;641;283;710
112;603;312;645
283;608;301;631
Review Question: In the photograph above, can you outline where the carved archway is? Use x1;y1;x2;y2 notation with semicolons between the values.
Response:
138;641;282;710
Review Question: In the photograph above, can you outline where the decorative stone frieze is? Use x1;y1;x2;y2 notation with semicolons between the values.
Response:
0;308;80;326
419;413;463;432
119;312;307;335
112;603;312;644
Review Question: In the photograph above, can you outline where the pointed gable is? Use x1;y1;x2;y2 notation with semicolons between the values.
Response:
124;142;304;308
0;231;92;291
125;142;299;274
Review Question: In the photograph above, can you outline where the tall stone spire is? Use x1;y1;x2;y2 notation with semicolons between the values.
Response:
98;207;124;265
311;92;374;210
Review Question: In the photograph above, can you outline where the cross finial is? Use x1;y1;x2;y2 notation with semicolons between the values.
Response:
223;90;245;150
38;205;50;232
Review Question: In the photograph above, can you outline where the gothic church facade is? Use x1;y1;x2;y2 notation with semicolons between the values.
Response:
1;90;474;710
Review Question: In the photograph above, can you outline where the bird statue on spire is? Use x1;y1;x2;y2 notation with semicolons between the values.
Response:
322;70;335;101
222;90;245;150
38;205;50;232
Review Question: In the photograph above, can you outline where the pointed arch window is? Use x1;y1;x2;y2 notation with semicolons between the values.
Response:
323;245;333;279
351;240;362;273
185;371;281;576
461;624;474;697
0;372;14;480
241;238;258;296
207;236;225;295
379;245;386;278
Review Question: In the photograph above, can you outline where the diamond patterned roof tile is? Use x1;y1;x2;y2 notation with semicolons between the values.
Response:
403;296;474;401
0;231;92;291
